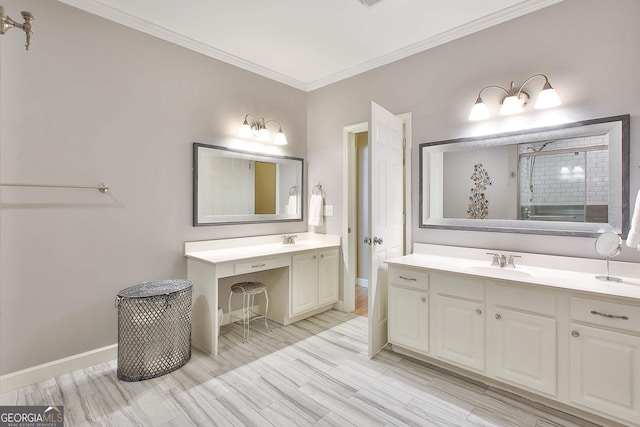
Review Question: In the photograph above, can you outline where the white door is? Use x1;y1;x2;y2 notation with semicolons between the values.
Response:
570;323;640;424
318;248;340;306
368;101;404;357
290;252;318;316
388;286;429;353
435;295;485;371
493;308;557;396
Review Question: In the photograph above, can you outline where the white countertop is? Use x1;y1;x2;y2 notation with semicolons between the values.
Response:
387;248;640;302
184;233;340;265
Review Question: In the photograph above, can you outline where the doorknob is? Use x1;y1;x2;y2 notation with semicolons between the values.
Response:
363;237;372;245
373;236;383;245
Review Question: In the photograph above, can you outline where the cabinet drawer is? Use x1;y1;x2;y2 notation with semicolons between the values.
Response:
389;267;428;291
433;273;484;302
234;257;286;274
571;297;640;333
493;283;556;317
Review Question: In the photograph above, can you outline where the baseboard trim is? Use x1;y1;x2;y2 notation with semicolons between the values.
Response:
0;344;117;394
357;278;369;288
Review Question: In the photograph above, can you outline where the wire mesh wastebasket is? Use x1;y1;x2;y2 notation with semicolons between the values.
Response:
116;279;192;381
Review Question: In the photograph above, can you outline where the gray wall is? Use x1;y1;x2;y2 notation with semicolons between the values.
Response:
0;0;307;374
307;0;640;260
2;0;640;376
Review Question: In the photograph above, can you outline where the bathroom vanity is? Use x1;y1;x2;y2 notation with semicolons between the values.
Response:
386;243;640;426
184;233;340;355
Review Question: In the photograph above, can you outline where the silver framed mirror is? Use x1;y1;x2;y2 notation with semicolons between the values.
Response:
594;231;623;282
193;143;304;226
419;115;630;237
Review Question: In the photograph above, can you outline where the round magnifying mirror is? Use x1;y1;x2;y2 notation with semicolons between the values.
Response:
594;231;622;282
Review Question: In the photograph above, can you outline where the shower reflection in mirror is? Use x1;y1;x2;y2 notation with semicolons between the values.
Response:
518;134;609;223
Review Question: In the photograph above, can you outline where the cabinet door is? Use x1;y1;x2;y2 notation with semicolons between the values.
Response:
318;249;339;306
435;295;485;371
291;252;318;316
494;308;556;396
388;286;429;353
570;323;640;425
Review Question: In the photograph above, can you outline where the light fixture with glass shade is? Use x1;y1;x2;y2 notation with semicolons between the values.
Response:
238;114;288;145
469;74;561;121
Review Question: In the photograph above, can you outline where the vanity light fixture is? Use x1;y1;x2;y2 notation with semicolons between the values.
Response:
0;5;34;50
468;74;561;121
239;114;288;145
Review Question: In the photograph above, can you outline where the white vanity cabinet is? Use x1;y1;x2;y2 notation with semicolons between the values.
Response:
386;246;640;426
432;273;485;372
569;297;640;425
388;266;429;353
291;248;339;317
490;284;557;397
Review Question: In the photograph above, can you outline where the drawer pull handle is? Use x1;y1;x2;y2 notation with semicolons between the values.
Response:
590;310;629;320
495;313;502;320
252;263;267;268
571;330;580;337
399;276;417;281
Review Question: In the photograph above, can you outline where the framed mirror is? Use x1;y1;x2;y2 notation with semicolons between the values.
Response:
193;143;304;226
419;115;630;237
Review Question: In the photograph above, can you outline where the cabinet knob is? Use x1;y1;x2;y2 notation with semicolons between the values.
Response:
571;330;580;337
313;255;317;259
495;313;502;320
421;297;426;303
475;309;482;315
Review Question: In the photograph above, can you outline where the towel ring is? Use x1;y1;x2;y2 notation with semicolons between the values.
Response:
312;183;324;196
289;185;297;196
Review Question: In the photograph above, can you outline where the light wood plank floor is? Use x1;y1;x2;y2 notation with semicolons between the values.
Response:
353;285;368;317
0;310;604;426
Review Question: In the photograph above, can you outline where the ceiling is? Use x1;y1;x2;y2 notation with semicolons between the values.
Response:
57;0;563;91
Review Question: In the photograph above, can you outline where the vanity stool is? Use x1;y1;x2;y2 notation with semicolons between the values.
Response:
228;281;269;343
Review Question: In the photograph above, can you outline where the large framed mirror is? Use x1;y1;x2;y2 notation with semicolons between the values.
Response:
420;115;630;237
193;143;304;226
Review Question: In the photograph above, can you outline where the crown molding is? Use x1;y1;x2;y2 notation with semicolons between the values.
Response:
56;0;308;91
58;0;564;92
305;0;565;91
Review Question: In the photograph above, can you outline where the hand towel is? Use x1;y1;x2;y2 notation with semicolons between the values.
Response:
287;195;298;214
626;189;640;248
308;194;324;226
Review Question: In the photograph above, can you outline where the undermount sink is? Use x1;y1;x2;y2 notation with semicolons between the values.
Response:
465;265;533;279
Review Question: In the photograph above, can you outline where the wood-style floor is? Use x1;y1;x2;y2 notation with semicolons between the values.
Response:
0;310;601;426
353;285;368;317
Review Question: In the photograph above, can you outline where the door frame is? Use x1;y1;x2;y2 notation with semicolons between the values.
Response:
341;112;412;313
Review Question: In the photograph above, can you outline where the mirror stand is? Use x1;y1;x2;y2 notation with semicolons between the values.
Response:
594;231;623;282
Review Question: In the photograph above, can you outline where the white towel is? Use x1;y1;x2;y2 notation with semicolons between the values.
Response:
627;189;640;248
287;195;297;214
308;194;324;226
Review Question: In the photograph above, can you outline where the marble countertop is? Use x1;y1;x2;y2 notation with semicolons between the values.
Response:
387;252;640;302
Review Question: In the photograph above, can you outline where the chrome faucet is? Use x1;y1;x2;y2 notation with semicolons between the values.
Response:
282;234;297;245
487;252;521;268
487;252;507;267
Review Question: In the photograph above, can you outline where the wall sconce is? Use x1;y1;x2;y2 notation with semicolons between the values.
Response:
238;114;288;145
0;5;34;50
469;74;561;121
